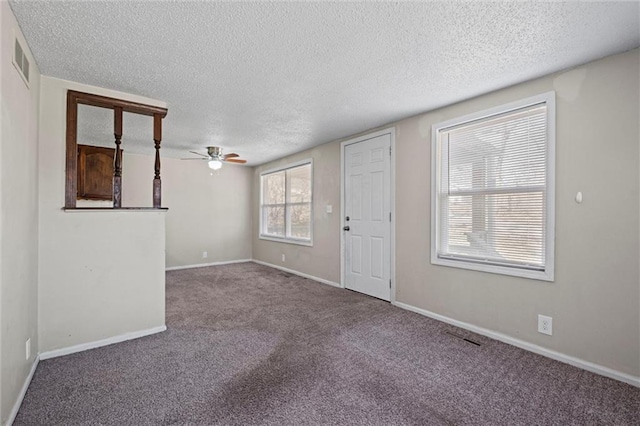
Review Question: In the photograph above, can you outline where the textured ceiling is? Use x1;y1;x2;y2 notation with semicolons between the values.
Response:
9;1;640;164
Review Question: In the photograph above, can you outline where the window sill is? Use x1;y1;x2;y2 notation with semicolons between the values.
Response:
259;235;313;247
431;255;553;282
63;207;168;212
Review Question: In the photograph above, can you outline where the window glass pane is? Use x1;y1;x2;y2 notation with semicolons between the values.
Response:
447;105;547;193
260;161;312;244
442;192;544;267
263;205;285;236
262;172;285;205
434;96;552;278
288;203;311;239
443;194;472;249
488;192;544;266
287;165;311;203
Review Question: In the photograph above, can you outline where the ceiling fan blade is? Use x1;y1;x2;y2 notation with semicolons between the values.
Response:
180;157;208;160
223;153;239;159
225;158;247;164
189;151;209;158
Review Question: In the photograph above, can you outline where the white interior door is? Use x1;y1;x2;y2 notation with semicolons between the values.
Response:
343;133;391;301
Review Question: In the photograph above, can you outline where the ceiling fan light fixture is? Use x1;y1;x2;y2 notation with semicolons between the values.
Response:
208;159;223;170
182;146;245;167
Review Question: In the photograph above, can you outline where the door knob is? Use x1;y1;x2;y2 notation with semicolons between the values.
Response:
343;226;350;231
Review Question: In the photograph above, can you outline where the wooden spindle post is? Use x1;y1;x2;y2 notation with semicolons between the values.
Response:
153;113;162;208
113;107;123;208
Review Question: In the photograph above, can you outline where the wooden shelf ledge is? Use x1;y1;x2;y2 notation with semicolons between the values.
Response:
62;207;168;212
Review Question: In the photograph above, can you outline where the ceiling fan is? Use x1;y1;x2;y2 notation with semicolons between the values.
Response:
181;146;247;170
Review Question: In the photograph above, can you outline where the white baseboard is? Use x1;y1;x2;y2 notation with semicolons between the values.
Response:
39;325;167;361
166;259;252;271
252;259;341;288
6;355;40;426
392;301;639;388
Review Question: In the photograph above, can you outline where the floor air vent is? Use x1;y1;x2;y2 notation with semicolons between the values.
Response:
13;33;30;87
444;330;482;346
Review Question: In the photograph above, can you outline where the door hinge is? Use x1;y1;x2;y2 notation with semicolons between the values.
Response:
389;146;392;156
389;212;391;222
389;279;392;288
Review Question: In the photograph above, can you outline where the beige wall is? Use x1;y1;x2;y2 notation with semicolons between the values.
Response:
395;49;639;377
38;76;166;353
122;153;253;268
254;49;640;377
252;142;342;283
0;2;40;422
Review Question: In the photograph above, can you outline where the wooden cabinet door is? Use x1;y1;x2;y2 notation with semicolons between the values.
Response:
77;145;116;200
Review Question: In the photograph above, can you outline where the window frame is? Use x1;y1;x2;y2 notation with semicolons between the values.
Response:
259;158;314;246
431;92;555;281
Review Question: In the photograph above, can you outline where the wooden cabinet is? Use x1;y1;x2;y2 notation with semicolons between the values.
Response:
77;145;116;200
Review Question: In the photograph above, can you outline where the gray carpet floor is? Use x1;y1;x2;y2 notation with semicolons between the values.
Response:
15;262;639;425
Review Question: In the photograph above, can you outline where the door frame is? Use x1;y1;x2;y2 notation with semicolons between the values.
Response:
340;127;396;302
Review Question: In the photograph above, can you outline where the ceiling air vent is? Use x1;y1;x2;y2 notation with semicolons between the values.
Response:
13;33;30;88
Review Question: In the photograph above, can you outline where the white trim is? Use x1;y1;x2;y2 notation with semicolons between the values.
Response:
258;235;313;247
431;257;551;281
251;259;340;288
6;356;39;426
393;301;640;388
430;91;556;282
39;325;167;360
260;158;314;177
389;128;397;303
432;91;556;132
165;259;252;271
340;128;396;300
340;138;346;290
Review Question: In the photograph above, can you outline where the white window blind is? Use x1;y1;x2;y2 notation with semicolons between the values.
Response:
432;93;555;281
260;160;313;245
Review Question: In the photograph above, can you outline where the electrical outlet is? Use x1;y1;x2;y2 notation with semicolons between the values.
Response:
202;251;208;259
281;254;285;262
26;338;31;360
538;315;553;335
